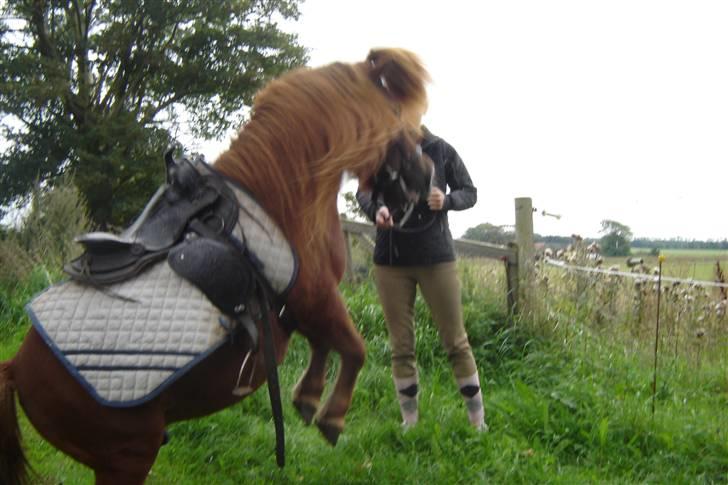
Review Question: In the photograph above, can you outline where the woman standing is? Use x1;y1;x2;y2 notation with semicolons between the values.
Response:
357;126;486;430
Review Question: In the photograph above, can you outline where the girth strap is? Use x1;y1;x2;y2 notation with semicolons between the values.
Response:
188;212;285;467
254;281;285;468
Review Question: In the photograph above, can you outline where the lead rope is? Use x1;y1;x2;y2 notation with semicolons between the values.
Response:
385;164;438;264
391;163;438;234
390;144;429;231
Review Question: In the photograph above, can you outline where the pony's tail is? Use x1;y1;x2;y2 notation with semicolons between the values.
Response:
0;361;29;485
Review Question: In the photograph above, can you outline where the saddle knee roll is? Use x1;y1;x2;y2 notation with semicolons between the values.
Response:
168;237;256;317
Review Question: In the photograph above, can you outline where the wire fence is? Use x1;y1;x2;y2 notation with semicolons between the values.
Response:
535;251;727;367
544;258;728;289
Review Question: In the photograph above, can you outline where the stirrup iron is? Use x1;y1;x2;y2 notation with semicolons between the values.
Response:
232;350;257;396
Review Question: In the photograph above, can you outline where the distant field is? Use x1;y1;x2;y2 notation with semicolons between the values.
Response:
632;248;728;258
606;249;728;281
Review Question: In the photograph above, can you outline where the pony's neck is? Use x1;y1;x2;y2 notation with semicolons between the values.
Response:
213;129;344;249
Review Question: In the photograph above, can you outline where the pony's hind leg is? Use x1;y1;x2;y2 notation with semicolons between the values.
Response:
95;468;151;485
91;426;165;484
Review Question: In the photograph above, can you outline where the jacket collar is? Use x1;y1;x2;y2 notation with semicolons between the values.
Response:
420;125;440;149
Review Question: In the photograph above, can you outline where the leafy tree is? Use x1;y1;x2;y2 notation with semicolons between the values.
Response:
1;0;307;227
599;219;632;256
340;191;366;222
462;223;514;245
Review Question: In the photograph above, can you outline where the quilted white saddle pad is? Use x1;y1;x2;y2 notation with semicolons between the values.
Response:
26;261;234;407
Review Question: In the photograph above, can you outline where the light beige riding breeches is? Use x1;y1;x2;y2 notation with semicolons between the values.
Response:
373;261;477;379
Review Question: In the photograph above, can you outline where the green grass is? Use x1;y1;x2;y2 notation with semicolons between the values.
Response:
2;273;727;484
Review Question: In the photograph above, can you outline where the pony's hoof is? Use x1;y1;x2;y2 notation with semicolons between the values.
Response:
293;400;317;425
315;419;343;446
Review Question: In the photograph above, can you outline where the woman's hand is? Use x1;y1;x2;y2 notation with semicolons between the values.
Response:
375;206;394;228
427;187;445;211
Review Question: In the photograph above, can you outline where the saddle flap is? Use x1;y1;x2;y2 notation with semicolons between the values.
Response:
167;237;255;316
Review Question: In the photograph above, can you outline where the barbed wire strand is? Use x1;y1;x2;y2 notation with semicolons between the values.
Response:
543;258;728;289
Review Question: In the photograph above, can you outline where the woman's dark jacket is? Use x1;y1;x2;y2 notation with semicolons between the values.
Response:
356;128;477;266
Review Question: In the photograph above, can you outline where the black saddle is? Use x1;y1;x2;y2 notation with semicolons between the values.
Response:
65;149;239;284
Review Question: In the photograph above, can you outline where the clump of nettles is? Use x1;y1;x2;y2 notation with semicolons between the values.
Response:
0;175;90;285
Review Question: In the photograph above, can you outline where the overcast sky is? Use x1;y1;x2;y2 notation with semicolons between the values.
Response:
199;0;728;241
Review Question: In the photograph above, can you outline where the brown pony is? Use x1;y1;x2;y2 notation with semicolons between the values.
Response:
0;48;430;484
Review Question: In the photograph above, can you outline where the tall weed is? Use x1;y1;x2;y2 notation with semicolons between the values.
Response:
18;175;91;267
0;175;89;285
0;237;36;286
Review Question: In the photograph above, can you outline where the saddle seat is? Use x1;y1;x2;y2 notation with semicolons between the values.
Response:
66;149;239;285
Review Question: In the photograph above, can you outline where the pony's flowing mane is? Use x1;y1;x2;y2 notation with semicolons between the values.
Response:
214;49;429;261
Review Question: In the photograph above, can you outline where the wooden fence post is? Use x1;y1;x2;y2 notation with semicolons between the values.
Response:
344;230;355;282
505;243;519;314
515;197;535;314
